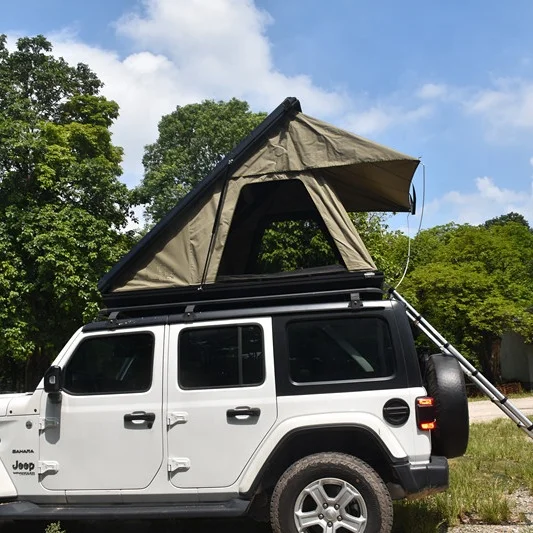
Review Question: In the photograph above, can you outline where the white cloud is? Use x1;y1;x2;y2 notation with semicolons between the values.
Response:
467;78;533;137
115;0;347;115
416;83;449;100
50;36;196;182
343;103;432;136
425;176;533;226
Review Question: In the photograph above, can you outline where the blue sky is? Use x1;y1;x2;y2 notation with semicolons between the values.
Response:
3;0;533;230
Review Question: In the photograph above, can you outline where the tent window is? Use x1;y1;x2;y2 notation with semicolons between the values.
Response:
217;179;344;277
254;218;341;274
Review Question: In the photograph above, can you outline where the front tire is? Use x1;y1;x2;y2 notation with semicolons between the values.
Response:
270;452;393;533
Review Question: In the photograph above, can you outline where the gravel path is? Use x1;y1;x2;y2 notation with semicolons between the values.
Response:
448;523;533;532
468;397;533;423
437;487;533;532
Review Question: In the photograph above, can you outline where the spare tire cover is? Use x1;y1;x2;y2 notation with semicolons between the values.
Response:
424;353;469;458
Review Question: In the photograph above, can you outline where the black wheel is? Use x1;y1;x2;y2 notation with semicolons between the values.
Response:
270;452;393;533
424;353;469;458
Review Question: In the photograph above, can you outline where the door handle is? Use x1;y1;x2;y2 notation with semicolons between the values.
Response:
226;407;261;419
124;411;156;428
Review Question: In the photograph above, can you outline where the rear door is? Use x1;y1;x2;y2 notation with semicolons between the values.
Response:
167;317;277;488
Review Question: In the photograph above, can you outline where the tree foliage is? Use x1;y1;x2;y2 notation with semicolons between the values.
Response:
255;212;409;280
0;35;133;389
484;211;531;230
135;98;267;224
401;220;533;381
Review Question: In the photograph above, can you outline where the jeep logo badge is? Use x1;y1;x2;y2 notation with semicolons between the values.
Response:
12;461;35;475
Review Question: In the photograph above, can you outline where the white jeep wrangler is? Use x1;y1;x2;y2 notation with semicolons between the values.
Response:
0;287;468;533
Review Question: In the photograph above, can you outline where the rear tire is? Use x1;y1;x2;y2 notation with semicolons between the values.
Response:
270;452;393;533
425;353;469;458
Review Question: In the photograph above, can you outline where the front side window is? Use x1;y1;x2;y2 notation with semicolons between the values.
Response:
63;333;154;394
179;325;264;389
287;317;395;383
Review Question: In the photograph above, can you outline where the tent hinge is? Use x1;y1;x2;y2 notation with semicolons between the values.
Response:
183;305;196;322
349;292;362;309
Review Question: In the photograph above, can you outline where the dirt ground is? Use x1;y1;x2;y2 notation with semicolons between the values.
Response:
0;518;266;533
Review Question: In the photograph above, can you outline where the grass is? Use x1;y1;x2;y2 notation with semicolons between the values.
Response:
393;418;533;532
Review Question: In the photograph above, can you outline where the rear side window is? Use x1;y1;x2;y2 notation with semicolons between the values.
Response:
63;333;154;394
287;317;394;383
179;325;264;389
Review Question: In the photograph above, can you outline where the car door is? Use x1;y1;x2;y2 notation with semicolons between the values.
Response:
39;326;165;492
167;317;277;489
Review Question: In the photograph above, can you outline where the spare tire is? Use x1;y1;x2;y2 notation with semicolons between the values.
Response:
424;353;469;458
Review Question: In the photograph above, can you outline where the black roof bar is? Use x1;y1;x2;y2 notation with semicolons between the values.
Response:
99;286;385;319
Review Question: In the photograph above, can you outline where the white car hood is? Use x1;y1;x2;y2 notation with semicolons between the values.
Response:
0;394;29;416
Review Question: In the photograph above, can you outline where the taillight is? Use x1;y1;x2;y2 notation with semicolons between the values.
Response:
416;396;436;431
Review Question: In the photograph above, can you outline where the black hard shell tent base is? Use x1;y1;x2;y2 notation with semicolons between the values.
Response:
101;268;384;316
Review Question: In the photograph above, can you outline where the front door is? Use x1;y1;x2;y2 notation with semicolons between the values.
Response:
39;326;165;491
167;317;277;489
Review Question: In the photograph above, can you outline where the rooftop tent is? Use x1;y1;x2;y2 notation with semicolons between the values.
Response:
99;97;419;305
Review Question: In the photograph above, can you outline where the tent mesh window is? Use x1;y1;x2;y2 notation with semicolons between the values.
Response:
217;180;344;277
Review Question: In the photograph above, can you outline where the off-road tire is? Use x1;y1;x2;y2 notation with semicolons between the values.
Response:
425;353;469;458
270;452;393;533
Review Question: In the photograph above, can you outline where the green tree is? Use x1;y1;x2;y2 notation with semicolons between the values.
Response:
355;213;408;283
135;98;267;224
0;35;133;390
484;211;530;230
401;221;533;381
255;212;407;279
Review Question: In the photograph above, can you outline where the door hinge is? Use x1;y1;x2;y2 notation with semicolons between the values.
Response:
38;461;59;475
167;412;188;428
39;417;59;431
168;457;190;473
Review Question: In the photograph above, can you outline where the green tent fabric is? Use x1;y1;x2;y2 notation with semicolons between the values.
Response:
234;112;418;212
103;101;419;295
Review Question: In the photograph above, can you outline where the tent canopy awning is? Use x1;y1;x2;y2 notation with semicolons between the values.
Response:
98;97;419;298
233;112;418;212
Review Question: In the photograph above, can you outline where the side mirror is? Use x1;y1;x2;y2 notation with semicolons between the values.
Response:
44;366;62;394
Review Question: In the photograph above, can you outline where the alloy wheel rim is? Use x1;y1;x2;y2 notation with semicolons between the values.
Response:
293;477;368;532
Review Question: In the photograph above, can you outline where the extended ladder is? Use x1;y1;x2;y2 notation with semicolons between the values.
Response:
389;288;533;441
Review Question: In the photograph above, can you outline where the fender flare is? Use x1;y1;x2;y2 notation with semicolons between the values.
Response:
239;413;408;495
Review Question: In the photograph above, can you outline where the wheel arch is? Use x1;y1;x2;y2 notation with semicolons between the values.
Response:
241;424;407;499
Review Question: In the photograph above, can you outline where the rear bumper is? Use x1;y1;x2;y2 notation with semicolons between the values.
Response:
389;455;448;500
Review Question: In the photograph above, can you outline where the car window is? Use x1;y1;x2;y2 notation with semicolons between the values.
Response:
63;333;154;394
287;317;395;383
179;325;264;389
